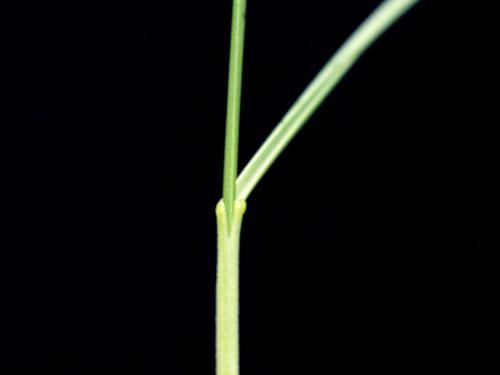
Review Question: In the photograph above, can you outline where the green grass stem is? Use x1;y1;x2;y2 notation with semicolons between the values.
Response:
235;0;420;201
222;0;247;222
216;2;420;375
217;0;247;375
216;200;246;375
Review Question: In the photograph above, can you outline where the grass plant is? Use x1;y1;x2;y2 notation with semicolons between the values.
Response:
216;1;421;375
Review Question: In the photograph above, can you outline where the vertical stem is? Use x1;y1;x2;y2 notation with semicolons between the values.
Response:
219;0;247;373
222;0;247;223
216;200;246;375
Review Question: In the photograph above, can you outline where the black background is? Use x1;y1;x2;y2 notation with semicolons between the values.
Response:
1;0;499;374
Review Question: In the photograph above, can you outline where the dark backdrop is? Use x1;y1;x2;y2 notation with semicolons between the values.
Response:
1;0;498;374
